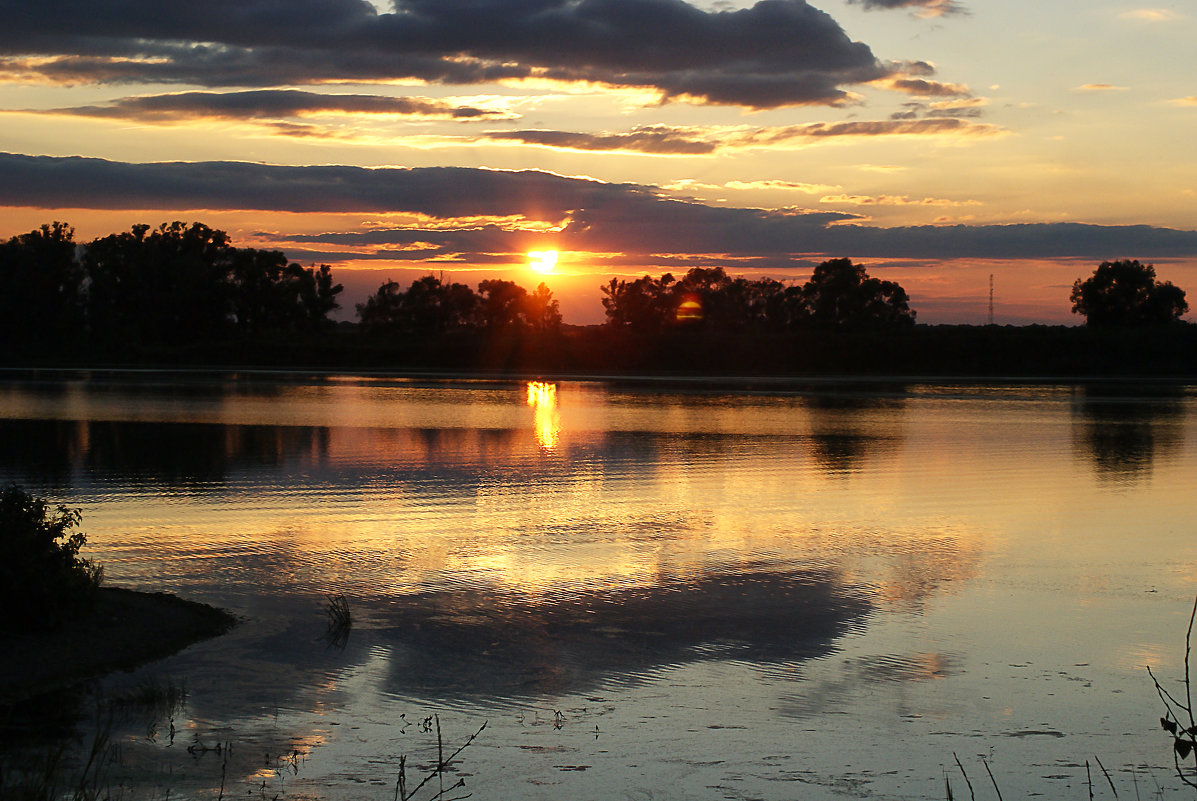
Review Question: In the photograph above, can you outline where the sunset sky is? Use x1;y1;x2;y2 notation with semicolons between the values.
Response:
2;0;1195;325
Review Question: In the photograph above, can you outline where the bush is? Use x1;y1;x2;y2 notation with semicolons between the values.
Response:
0;485;103;631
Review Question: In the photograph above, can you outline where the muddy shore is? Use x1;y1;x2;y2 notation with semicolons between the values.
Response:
0;587;237;707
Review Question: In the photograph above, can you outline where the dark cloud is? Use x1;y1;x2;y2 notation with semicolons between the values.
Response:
0;0;902;109
821;223;1197;260
743;117;1000;143
4;153;1197;261
31;90;513;123
481;118;1001;155
484;127;718;155
848;0;967;16
884;77;972;97
891;99;985;120
0;152;635;219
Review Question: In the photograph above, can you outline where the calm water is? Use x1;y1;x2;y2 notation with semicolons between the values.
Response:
4;371;1197;799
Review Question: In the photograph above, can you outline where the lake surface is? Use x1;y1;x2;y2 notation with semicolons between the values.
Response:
3;371;1197;799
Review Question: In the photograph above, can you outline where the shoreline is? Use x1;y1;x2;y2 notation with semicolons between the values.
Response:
2;364;1196;390
0;587;237;708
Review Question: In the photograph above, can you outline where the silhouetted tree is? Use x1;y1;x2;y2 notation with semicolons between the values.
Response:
0;222;85;348
229;247;291;332
1070;259;1188;327
357;275;478;333
403;275;478;332
601;273;678;331
83;222;234;344
284;262;343;330
524;282;563;332
357;280;405;332
478;279;528;329
802;258;915;329
602;267;808;331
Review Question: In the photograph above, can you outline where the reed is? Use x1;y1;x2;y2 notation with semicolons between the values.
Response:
1149;596;1197;790
323;592;352;648
395;715;487;801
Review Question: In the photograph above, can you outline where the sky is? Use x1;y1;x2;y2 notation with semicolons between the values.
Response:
1;0;1194;325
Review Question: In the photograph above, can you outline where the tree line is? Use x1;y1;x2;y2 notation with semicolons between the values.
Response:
0;221;343;349
357;275;562;333
354;258;915;335
601;259;915;332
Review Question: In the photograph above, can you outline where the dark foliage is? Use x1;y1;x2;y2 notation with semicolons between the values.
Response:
599;260;914;332
357;274;561;333
0;485;102;632
802;257;916;329
2;220;343;355
1070;259;1188;327
0;222;86;351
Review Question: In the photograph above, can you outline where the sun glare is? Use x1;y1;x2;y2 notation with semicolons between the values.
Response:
527;250;558;274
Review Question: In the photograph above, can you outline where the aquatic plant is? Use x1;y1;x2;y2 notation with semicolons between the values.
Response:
1150;597;1197;789
323;592;352;648
395;715;487;801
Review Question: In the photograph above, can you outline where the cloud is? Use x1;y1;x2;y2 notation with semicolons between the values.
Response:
847;0;967;17
725;180;842;193
1167;96;1197;107
0;0;919;109
482;126;719;155
1073;83;1129;92
819;194;979;207
857;164;908;173
1118;9;1183;21
879;76;973;98
891;96;986;120
740;117;1002;144
484;118;1001;154
4;152;1196;262
24;90;517;123
0;152;635;220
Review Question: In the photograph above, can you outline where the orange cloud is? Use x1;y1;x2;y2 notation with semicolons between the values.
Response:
820;194;980;207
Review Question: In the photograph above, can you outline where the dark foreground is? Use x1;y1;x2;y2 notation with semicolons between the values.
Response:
11;323;1197;379
0;588;236;707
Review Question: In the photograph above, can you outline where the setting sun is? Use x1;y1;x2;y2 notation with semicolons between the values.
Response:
527;250;558;275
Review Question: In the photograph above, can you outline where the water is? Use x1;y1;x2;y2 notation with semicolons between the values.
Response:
3;371;1197;799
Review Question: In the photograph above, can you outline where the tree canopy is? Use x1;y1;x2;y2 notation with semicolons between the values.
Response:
803;257;915;329
1070;260;1188;327
600;260;914;332
1;221;344;350
357;275;561;333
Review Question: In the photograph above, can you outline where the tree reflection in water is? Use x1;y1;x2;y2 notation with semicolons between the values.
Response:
1072;385;1185;482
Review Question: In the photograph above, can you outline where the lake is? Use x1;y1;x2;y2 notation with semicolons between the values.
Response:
3;371;1197;799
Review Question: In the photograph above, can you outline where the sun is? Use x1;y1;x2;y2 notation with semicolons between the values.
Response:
527;250;558;274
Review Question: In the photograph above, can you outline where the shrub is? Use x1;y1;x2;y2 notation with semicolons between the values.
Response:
0;484;103;631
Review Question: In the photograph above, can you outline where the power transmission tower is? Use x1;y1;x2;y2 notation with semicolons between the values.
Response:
988;274;995;326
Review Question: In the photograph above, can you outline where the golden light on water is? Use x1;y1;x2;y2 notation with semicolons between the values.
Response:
527;249;558;274
526;380;560;450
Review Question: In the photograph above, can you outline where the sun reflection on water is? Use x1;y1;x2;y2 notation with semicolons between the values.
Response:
525;381;560;450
